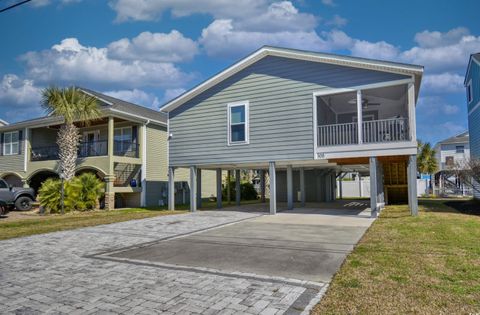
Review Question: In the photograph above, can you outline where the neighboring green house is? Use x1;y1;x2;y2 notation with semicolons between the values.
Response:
0;89;216;209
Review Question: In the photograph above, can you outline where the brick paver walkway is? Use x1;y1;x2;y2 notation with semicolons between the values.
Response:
0;211;326;315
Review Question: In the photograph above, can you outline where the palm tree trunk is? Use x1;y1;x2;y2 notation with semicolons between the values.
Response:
57;123;79;180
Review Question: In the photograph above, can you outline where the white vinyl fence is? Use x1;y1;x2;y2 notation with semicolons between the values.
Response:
337;178;429;198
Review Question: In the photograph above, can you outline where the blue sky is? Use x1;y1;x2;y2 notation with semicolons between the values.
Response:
0;0;479;145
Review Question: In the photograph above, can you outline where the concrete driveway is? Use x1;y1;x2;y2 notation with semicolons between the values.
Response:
108;203;373;283
1;201;374;314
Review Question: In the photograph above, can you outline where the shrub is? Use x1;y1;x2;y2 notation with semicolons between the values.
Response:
222;180;258;201
72;173;104;211
38;173;104;214
38;178;78;213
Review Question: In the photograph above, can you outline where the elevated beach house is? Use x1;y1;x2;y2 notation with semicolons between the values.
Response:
0;89;215;209
465;52;480;198
161;46;423;217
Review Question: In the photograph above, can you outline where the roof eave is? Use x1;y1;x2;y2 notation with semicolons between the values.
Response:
160;46;424;113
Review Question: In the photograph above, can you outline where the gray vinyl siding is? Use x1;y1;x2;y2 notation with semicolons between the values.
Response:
169;55;409;166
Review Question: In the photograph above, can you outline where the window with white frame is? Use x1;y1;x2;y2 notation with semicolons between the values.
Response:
3;131;19;155
467;80;473;103
456;145;465;153
228;102;249;145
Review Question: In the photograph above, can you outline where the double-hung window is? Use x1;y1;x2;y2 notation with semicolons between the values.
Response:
456;145;465;154
228;101;249;145
3;131;19;155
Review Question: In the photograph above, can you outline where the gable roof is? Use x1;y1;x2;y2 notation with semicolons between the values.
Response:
0;88;166;132
160;46;424;113
437;131;469;146
80;88;167;125
465;53;480;85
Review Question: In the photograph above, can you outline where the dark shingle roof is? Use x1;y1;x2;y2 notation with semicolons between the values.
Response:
80;88;167;124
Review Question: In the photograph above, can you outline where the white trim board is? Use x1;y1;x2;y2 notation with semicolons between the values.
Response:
161;46;423;113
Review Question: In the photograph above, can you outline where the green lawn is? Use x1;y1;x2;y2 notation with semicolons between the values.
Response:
0;199;262;241
313;199;480;314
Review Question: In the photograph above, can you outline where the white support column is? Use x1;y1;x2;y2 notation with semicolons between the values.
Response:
197;168;202;209
260;170;266;203
168;167;175;210
407;82;416;142
287;165;293;210
269;162;277;214
189;166;197;212
216;168;222;209
408;155;418;216
357;90;363;144
369;157;379;218
299;168;305;207
235;169;241;206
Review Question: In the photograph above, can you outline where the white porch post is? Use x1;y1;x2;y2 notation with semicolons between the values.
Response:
235;169;241;206
408;155;418;216
407;83;416;141
196;168;202;209
369;157;379;218
189;166;197;212
287;165;293;210
357;90;363;144
216;168;222;209
269;162;277;214
168;166;175;210
300;167;305;207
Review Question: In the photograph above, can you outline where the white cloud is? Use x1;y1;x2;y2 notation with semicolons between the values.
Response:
0;74;42;105
442;104;460;114
108;30;198;63
417;96;460;116
162;88;186;103
234;1;317;32
109;0;267;22
0;74;43;122
422;73;464;93
350;39;400;60
401;28;480;72
104;89;160;109
414;27;470;48
200;20;353;58
321;0;336;6
20;38;192;89
441;121;465;135
31;0;82;7
326;15;347;27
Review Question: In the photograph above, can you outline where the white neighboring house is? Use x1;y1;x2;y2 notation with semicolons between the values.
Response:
0;119;8;127
434;131;470;195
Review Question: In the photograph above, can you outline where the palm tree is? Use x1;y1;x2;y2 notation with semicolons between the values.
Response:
417;140;438;175
41;87;101;180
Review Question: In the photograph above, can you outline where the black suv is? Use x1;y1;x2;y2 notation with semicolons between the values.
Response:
0;179;35;211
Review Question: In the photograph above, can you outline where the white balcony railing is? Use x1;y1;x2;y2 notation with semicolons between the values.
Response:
318;118;410;146
318;122;358;146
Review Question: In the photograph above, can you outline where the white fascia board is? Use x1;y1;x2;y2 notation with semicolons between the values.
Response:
316;141;417;159
161;47;423;113
464;55;480;86
468;100;480;116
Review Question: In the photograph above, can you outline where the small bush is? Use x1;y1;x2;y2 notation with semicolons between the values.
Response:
38;173;104;214
222;180;258;201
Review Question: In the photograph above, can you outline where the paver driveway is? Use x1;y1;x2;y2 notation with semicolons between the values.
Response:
0;204;374;315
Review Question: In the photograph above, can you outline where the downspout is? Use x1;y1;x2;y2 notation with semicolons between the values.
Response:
140;119;150;207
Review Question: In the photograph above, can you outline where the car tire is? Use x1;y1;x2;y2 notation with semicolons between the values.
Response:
15;196;33;211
